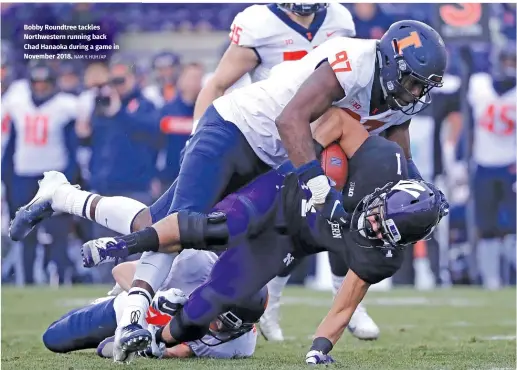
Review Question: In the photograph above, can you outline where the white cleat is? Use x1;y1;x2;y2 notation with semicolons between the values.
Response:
113;323;152;363
259;297;284;341
9;171;76;241
347;303;380;340
81;237;129;268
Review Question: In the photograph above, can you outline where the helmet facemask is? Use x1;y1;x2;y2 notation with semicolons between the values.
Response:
351;182;437;250
351;183;402;250
201;310;253;346
278;3;329;16
382;52;442;115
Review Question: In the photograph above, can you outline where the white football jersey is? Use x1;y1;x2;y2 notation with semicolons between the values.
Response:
214;37;413;168
229;3;355;83
2;81;78;176
468;73;516;167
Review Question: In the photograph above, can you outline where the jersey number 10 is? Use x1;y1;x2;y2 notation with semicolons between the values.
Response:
24;114;49;146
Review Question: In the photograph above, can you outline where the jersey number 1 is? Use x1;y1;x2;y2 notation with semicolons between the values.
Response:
395;153;402;175
24;114;49;146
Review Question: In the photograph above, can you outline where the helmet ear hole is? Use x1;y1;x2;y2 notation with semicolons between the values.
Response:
410;199;419;204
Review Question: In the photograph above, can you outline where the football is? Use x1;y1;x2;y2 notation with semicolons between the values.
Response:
321;143;348;191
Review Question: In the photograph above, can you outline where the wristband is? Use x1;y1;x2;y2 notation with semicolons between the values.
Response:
310;337;333;355
295;160;324;184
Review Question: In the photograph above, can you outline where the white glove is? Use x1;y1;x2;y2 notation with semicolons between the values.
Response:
151;288;188;317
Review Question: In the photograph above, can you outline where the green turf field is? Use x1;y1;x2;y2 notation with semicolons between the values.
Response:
1;286;515;370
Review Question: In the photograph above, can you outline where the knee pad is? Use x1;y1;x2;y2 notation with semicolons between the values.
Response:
169;308;210;343
177;210;228;251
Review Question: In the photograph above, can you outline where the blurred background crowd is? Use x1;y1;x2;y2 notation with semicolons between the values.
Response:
1;3;516;290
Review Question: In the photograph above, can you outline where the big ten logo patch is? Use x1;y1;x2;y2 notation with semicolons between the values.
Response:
160;116;193;135
330;156;342;167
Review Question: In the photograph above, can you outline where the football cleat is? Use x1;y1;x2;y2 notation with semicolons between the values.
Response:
113;323;152;363
258;296;284;341
347;303;380;340
9;171;76;241
81;238;129;268
97;336;115;358
137;325;165;359
305;350;335;365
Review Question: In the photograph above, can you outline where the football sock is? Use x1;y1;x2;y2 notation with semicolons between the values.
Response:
52;184;145;235
267;275;290;303
94;197;146;235
477;238;501;290
119;288;152;328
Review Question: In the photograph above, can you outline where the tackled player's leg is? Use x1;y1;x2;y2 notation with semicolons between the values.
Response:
42;296;118;353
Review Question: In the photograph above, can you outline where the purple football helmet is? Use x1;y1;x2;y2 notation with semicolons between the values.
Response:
278;3;328;16
351;180;448;249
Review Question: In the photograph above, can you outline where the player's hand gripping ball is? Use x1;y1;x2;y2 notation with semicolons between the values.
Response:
321;143;348;191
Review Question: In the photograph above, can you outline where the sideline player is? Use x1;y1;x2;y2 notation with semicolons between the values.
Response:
468;43;516;289
10;21;447;360
43;249;266;360
3;61;77;284
80;107;449;363
194;3;356;123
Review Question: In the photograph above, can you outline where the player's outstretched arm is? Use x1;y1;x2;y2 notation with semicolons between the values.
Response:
308;270;369;353
275;62;345;168
275;62;349;225
193;44;259;121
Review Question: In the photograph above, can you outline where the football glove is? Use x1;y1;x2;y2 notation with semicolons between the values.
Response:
296;159;350;225
152;288;188;317
317;186;350;226
305;350;335;365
